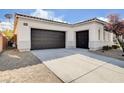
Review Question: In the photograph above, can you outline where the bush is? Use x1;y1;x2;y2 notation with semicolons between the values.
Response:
108;46;112;50
112;45;120;49
102;46;112;51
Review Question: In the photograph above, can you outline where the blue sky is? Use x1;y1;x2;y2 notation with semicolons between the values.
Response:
0;9;124;23
1;9;124;30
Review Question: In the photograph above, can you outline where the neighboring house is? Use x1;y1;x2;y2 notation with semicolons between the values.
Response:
14;13;114;52
0;32;8;52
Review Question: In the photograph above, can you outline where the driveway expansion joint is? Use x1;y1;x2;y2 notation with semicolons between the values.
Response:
69;63;107;83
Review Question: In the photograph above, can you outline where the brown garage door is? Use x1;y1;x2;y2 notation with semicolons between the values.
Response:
76;30;89;49
31;28;65;50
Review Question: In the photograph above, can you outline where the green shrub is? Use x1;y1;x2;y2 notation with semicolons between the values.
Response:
102;45;112;51
112;45;120;49
108;46;112;50
118;40;124;49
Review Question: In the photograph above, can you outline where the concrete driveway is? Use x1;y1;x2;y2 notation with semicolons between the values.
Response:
32;48;124;83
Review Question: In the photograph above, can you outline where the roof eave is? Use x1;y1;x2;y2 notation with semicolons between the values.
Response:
15;13;107;27
15;13;71;26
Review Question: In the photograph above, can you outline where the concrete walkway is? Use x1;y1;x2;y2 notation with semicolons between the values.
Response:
32;48;124;83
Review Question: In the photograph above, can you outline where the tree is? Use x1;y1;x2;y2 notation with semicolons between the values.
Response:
2;30;14;40
4;14;13;22
105;14;124;56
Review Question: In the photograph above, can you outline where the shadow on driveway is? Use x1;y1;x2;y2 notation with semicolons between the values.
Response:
32;48;124;68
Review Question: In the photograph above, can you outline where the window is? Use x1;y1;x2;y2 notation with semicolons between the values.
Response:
123;35;124;39
108;32;110;41
103;30;105;40
98;29;100;40
23;23;28;26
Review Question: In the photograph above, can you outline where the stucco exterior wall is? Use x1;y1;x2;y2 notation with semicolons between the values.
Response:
16;17;113;52
92;22;113;50
17;18;74;51
87;22;113;50
72;22;98;50
71;22;113;50
0;36;2;52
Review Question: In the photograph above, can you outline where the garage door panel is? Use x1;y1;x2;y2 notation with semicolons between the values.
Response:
31;28;65;50
76;30;89;49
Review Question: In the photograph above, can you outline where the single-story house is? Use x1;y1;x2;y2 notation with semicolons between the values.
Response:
0;32;8;52
14;13;114;52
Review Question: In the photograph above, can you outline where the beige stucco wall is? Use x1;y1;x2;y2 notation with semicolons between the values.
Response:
16;17;113;51
17;18;74;51
86;22;114;50
0;36;2;52
72;22;99;50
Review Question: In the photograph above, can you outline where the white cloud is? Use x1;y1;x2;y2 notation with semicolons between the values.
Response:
31;9;67;23
0;22;13;31
97;17;108;22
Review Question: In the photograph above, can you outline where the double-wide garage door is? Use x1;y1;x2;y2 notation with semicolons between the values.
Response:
31;28;65;50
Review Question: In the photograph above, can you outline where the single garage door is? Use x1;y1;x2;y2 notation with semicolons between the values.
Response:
31;28;65;50
76;30;89;49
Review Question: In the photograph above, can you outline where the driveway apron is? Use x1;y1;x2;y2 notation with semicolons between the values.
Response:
32;49;124;83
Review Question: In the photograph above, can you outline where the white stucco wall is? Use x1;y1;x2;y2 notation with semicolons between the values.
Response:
72;22;98;50
16;18;74;51
71;22;113;50
16;17;113;51
87;22;114;50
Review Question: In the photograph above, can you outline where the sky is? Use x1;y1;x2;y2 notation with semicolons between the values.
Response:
1;9;124;30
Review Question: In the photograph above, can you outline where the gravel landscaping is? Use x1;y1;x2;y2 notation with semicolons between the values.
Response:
0;49;62;83
91;49;124;61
